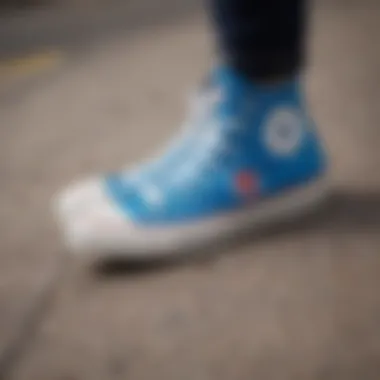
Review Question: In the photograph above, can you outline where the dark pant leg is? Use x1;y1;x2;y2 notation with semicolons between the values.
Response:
209;0;307;81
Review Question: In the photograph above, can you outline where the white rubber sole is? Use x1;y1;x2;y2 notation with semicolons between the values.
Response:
53;176;329;260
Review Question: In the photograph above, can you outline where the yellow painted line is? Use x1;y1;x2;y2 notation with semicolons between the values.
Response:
0;50;64;81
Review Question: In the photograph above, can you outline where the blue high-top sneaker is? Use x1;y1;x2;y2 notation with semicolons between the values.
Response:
54;67;328;259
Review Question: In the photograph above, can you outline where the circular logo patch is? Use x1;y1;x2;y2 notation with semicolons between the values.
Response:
263;107;304;157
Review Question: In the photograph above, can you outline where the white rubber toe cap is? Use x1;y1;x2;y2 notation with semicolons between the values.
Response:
53;178;131;255
55;178;104;221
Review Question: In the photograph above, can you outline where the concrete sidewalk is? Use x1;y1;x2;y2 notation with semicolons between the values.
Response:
0;0;201;59
1;1;380;379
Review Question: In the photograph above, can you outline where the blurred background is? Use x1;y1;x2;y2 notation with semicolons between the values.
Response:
1;0;380;379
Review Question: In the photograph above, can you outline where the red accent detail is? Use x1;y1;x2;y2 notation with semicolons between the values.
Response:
235;171;259;196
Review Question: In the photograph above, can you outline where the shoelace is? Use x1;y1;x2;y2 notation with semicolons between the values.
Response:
123;87;238;206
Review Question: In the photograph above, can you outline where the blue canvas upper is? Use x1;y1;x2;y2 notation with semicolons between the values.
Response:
104;67;327;225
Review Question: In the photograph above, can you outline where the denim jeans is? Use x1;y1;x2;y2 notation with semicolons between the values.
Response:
209;0;307;80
